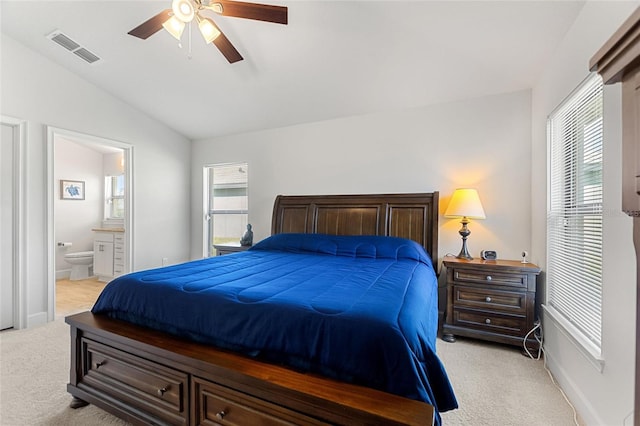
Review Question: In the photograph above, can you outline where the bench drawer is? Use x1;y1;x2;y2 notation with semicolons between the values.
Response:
80;338;188;425
193;376;327;426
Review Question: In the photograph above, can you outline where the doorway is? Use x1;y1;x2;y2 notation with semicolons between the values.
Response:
204;163;249;257
46;127;133;321
0;117;25;330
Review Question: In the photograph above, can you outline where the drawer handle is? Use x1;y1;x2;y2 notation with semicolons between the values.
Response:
157;386;169;397
486;275;492;281
485;318;491;324
95;360;106;369
485;296;492;303
216;410;226;420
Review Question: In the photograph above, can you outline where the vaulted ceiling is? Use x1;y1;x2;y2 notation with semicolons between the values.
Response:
1;1;585;140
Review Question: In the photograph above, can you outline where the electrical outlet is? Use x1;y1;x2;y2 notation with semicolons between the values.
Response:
162;257;168;266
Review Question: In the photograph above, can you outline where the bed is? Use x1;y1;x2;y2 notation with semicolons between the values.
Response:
66;192;457;425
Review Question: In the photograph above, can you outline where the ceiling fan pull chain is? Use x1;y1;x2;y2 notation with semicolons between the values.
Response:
187;22;193;60
177;23;183;50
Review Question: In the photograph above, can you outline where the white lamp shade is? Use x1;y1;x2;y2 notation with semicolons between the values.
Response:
172;0;195;23
198;18;221;44
162;16;185;40
444;188;486;219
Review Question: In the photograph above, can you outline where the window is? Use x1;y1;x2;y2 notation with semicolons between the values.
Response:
205;163;248;256
546;73;603;357
105;175;125;220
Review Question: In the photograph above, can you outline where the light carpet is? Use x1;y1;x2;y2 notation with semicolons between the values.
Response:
0;316;577;425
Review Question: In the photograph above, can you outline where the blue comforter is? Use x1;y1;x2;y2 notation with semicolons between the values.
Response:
92;233;457;422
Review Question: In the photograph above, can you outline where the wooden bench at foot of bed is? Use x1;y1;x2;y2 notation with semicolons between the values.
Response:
66;311;435;426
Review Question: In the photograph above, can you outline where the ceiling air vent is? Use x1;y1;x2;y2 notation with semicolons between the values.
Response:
46;30;101;65
49;31;80;51
73;48;100;64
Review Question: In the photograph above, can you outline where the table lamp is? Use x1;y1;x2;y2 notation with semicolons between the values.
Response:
444;188;486;260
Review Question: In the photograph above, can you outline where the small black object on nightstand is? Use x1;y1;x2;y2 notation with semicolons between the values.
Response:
480;250;497;260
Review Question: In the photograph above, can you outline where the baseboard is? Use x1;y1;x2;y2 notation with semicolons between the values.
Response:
56;269;71;280
27;312;48;328
544;346;603;425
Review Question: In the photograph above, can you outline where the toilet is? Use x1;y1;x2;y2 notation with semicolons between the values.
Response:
64;251;94;281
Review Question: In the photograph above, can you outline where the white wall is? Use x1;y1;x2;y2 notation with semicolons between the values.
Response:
531;2;638;424
104;152;124;177
192;89;534;270
54;138;103;277
0;34;192;327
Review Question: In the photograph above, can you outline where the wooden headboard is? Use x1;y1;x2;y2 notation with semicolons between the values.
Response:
271;192;439;266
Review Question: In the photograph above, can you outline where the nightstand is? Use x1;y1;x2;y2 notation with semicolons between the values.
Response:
442;257;541;351
213;243;251;256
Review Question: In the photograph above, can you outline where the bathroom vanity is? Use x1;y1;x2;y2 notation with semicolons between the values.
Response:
92;228;125;282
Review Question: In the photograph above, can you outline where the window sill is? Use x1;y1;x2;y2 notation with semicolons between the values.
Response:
542;304;604;372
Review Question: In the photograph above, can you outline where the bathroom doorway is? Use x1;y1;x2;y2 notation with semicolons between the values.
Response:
46;127;133;320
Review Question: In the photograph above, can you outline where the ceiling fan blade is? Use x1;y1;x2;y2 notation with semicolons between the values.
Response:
128;9;172;39
205;19;243;63
213;29;244;63
215;1;287;25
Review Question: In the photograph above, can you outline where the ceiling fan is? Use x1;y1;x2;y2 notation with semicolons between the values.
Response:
128;0;287;64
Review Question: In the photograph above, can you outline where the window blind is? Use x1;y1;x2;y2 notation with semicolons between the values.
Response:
547;73;603;350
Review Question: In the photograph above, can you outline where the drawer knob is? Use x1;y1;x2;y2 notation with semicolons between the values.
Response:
485;318;491;324
216;410;226;420
486;275;492;281
485;296;492;303
95;361;106;369
157;386;169;397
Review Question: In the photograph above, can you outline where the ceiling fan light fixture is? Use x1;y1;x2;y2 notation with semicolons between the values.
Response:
206;2;224;14
127;0;287;64
172;0;195;22
198;17;221;44
162;16;185;40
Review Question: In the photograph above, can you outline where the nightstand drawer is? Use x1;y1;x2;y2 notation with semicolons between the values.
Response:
452;268;528;289
214;244;251;256
452;309;527;336
453;286;527;314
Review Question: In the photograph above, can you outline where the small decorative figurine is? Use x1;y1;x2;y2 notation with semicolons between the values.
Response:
240;224;253;246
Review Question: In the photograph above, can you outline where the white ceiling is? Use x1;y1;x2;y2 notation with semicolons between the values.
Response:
1;0;585;141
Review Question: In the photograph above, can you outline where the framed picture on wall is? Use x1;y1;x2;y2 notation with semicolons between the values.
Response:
60;180;85;200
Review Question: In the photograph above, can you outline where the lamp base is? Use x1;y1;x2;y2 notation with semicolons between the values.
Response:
456;252;473;260
456;243;473;260
456;218;473;260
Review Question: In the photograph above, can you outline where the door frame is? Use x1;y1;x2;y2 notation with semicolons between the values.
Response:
46;126;133;321
1;116;26;329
